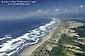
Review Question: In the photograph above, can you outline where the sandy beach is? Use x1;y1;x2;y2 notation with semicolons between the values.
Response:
19;26;57;56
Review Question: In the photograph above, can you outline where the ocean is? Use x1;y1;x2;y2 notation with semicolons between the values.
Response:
0;17;56;56
0;17;52;38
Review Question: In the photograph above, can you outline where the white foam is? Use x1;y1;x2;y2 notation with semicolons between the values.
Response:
0;38;6;41
0;18;56;56
5;35;12;39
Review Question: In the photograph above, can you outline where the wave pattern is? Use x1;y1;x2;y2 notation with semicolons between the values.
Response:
0;19;56;56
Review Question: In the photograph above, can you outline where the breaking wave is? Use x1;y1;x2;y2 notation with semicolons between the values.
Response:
0;19;56;56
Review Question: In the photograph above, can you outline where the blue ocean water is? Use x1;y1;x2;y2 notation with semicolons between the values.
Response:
0;17;52;38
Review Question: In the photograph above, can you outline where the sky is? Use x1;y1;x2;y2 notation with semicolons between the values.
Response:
0;0;84;20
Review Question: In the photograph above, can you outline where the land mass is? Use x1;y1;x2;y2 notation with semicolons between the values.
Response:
20;19;85;56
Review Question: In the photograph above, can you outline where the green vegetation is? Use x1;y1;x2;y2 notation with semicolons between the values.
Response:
71;26;85;37
50;25;85;56
50;45;73;56
50;34;75;56
31;21;85;56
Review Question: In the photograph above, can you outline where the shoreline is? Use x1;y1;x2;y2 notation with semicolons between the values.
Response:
19;25;57;56
0;18;56;56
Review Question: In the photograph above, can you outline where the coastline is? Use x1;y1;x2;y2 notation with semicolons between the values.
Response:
28;20;84;56
0;18;56;56
19;24;58;56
